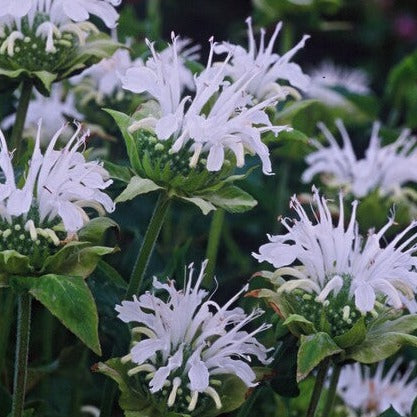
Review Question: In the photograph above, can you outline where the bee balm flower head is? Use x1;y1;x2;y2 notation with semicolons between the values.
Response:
115;261;271;415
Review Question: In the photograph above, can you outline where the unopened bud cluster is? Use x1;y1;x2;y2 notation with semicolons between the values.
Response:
0;207;64;269
290;278;370;337
133;129;233;192
0;15;89;72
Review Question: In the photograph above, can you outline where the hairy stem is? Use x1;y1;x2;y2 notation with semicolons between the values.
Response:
204;208;225;287
322;363;342;417
305;359;330;417
10;79;33;162
12;293;32;417
126;192;171;298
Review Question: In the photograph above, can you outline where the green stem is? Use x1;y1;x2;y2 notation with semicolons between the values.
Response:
10;79;33;162
12;294;32;417
321;363;342;417
126;192;171;298
146;0;162;39
203;208;225;287
305;359;330;417
0;289;15;375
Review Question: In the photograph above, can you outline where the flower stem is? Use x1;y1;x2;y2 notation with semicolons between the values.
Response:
0;289;15;375
203;208;225;287
321;363;342;417
12;293;32;417
126;192;171;298
10;79;33;162
305;359;330;417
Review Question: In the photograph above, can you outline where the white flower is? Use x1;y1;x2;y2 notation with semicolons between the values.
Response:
80;405;100;417
123;34;288;174
2;84;82;142
0;122;115;234
306;61;370;107
338;360;417;416
0;0;121;54
302;120;417;198
214;17;310;101
253;188;417;313
115;261;271;412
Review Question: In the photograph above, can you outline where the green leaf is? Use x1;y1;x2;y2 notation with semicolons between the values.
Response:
116;176;162;203
42;241;115;278
105;109;142;173
95;260;127;289
297;332;343;382
0;68;57;95
378;406;402;417
9;274;101;355
180;196;216;215
78;217;118;245
204;185;257;213
0;250;32;276
283;314;316;334
104;161;133;183
348;314;417;363
333;317;366;349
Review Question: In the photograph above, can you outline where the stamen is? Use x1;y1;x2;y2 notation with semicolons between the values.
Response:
132;326;157;339
205;387;222;409
187;391;199;412
127;364;156;376
167;377;181;407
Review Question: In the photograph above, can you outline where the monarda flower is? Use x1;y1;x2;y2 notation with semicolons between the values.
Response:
251;188;417;380
0;121;115;275
306;61;370;107
302;120;417;199
338;360;417;416
101;261;271;416
0;0;122;92
214;17;310;101
111;33;290;214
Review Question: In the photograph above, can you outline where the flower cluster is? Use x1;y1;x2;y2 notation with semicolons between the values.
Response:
302;120;417;198
122;31;297;175
254;188;417;314
338;360;417;416
115;261;271;414
306;61;370;107
0;0;120;74
214;17;310;101
0;122;114;265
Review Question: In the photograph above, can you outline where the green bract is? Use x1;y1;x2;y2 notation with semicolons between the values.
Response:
107;110;258;215
96;358;249;417
253;271;417;382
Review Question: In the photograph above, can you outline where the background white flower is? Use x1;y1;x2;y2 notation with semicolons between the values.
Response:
116;261;271;412
302;120;417;198
306;61;370;107
123;34;289;174
338;360;417;416
0;122;114;234
253;188;417;313
214;17;310;101
2;85;82;142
